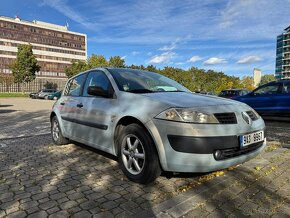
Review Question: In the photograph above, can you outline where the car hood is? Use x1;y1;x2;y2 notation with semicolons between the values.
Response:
142;92;241;108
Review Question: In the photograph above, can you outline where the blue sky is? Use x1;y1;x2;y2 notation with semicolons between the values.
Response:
1;0;290;77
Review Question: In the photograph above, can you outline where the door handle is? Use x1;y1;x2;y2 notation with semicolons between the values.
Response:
60;102;65;105
76;103;83;108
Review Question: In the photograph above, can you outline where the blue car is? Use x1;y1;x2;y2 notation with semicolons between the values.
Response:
234;79;290;117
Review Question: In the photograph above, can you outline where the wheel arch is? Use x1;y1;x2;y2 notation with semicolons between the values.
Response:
113;116;162;169
50;111;56;121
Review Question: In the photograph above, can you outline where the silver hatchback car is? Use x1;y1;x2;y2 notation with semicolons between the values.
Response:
51;68;266;184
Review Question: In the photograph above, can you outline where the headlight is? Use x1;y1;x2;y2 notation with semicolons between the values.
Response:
155;108;219;124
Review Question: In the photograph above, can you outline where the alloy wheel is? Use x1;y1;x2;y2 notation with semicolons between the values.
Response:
121;134;145;175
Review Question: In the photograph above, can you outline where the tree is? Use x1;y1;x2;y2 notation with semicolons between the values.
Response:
10;44;40;91
87;54;108;69
109;56;125;68
0;73;14;92
43;81;58;90
65;61;88;78
241;76;255;90
259;74;276;86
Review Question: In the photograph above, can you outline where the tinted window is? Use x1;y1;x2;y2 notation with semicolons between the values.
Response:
64;74;86;96
83;71;112;97
254;84;281;95
219;90;239;97
282;81;290;93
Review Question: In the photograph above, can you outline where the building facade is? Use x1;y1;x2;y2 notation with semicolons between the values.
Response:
275;26;290;79
253;68;261;87
0;16;87;91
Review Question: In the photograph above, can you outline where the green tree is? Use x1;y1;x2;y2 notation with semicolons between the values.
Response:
87;54;108;69
109;56;125;68
241;76;255;90
43;81;58;90
259;74;275;86
65;61;88;78
0;73;14;92
10;44;40;91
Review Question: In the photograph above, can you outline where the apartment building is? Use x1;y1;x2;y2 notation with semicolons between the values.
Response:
276;26;290;79
0;15;87;81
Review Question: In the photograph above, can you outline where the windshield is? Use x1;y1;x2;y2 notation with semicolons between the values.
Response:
108;68;190;93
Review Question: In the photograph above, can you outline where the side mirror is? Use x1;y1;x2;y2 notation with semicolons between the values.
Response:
87;86;113;98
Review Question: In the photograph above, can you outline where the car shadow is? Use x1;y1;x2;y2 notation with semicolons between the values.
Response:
0;109;18;114
0;104;13;108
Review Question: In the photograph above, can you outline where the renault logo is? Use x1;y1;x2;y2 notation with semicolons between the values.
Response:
241;112;252;125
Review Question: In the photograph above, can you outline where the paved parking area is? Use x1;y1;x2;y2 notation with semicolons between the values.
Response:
0;98;289;217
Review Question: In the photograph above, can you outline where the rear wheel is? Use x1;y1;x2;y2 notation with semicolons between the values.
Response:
117;123;161;184
51;116;69;145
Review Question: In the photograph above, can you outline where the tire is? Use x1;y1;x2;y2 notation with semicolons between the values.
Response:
51;116;69;145
117;123;161;184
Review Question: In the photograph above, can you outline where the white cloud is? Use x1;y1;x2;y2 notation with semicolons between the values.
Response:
148;52;176;64
159;43;176;51
131;51;140;56
121;56;126;60
187;55;202;63
203;57;227;65
237;55;262;64
175;62;185;65
217;0;290;39
159;36;192;51
41;0;100;30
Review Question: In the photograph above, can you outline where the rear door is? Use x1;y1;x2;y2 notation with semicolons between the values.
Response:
58;73;87;138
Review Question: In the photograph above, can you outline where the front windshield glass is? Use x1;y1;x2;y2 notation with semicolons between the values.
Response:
108;68;190;93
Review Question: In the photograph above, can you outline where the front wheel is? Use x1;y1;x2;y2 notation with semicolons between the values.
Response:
118;123;161;184
51;116;69;145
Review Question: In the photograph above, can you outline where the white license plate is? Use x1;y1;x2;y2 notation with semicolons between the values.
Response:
240;130;264;147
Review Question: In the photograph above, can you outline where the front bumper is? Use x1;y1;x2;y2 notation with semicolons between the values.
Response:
146;114;266;172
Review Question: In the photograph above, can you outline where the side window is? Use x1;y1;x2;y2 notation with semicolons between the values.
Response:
282;82;290;94
253;84;281;95
83;71;113;97
64;74;86;96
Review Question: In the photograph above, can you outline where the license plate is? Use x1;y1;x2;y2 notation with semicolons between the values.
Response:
240;130;264;147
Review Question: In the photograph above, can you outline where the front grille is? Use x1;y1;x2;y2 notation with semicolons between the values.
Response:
214;113;237;124
214;141;264;160
246;111;259;121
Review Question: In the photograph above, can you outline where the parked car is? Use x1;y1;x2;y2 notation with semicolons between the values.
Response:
47;90;62;100
219;89;251;99
233;79;290;117
29;90;41;99
51;68;266;184
37;89;57;99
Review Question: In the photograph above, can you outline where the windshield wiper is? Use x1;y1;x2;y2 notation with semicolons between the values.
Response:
127;89;153;93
